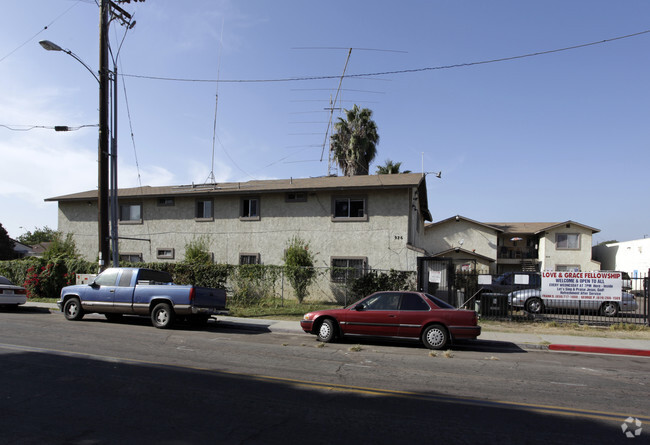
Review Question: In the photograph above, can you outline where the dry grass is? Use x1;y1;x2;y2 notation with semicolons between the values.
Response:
480;320;650;339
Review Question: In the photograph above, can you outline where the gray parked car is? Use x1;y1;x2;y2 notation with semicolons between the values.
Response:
508;288;638;317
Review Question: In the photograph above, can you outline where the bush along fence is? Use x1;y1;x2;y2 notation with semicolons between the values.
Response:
0;259;416;306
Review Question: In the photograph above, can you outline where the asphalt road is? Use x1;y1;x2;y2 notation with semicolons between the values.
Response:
0;307;648;444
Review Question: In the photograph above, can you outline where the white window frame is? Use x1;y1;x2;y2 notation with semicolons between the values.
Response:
556;233;580;250
195;199;214;221
240;197;260;221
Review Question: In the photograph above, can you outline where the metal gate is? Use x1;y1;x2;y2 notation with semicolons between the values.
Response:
416;257;454;304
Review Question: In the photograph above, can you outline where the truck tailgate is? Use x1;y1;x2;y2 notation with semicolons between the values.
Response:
193;287;227;309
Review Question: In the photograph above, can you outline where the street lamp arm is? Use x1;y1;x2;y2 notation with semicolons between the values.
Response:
38;40;100;83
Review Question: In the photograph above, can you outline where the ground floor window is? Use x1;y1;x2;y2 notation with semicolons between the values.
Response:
330;257;366;283
119;252;143;263
240;253;260;265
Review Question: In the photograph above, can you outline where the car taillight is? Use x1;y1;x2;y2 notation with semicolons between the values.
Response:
189;287;195;305
15;289;27;295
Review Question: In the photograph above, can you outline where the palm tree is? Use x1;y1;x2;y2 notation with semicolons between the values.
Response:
330;105;379;176
376;159;411;174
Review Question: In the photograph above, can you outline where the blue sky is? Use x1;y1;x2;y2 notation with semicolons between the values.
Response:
1;0;649;244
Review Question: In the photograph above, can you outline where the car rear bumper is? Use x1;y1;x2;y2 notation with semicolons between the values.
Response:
449;325;481;340
1;296;27;305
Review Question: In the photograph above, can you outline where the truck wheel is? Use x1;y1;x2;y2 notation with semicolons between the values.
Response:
151;303;174;329
421;324;448;350
63;297;84;321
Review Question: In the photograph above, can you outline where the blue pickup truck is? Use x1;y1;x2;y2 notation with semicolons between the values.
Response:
58;267;228;329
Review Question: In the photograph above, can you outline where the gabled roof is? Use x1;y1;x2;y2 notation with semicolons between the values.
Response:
430;247;495;263
486;220;600;235
45;173;432;221
425;215;503;233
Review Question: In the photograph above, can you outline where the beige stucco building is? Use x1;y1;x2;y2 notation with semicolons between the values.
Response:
46;174;432;278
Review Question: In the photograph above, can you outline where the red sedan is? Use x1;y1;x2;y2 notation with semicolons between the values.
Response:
301;291;480;350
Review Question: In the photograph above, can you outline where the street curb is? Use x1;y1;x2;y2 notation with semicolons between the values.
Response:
548;344;650;357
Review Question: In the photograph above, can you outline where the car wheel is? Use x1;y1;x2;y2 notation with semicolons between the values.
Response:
421;324;449;350
600;302;619;317
151;303;174;329
63;297;84;321
105;313;123;322
525;297;544;314
317;319;337;343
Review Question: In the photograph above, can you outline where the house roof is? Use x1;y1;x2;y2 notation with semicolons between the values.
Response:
45;173;433;221
486;221;600;235
425;215;503;233
430;247;495;263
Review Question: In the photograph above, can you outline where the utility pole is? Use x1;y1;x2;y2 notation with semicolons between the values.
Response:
98;0;110;272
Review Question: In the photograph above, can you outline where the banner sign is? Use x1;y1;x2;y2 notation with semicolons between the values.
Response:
541;271;622;302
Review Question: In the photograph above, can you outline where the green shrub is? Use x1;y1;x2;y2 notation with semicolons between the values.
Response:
283;236;317;303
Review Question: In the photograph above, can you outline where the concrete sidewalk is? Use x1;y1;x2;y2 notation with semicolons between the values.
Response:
24;302;650;357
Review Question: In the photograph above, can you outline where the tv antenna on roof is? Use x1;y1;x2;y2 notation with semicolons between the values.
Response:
206;19;225;184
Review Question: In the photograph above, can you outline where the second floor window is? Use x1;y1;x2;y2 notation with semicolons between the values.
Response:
333;197;367;220
241;197;260;220
119;203;142;223
196;199;213;220
556;233;580;250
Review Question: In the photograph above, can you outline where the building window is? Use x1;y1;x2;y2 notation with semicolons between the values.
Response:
330;257;367;283
556;233;580;250
119;203;142;224
332;196;367;221
556;265;580;272
196;199;213;220
119;252;143;263
286;192;307;202
240;197;260;221
156;248;175;260
157;197;175;207
239;253;260;265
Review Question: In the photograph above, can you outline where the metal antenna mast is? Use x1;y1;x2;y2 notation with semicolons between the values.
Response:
321;48;352;176
207;19;225;184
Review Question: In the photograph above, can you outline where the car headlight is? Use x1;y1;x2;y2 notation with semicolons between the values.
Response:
303;313;313;321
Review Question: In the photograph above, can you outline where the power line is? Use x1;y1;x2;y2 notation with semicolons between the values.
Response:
0;0;85;64
0;124;98;132
120;29;650;84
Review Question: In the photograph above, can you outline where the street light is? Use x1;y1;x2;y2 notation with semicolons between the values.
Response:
39;34;114;271
38;40;100;83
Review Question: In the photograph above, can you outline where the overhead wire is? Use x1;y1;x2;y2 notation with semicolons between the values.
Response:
120;29;650;84
0;0;85;64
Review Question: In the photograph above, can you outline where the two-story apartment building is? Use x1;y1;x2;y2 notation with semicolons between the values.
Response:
46;174;432;283
422;216;600;274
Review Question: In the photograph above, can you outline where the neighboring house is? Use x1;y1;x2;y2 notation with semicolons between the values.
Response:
45;174;433;297
30;242;52;258
423;216;601;274
592;238;650;276
11;240;34;258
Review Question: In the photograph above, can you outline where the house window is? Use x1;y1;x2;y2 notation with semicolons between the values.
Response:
331;257;366;283
240;197;260;221
156;248;175;260
196;199;213;220
286;192;307;202
239;253;260;265
332;196;367;221
157;197;175;207
556;265;580;272
556;233;580;250
119;252;143;263
119;203;142;224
